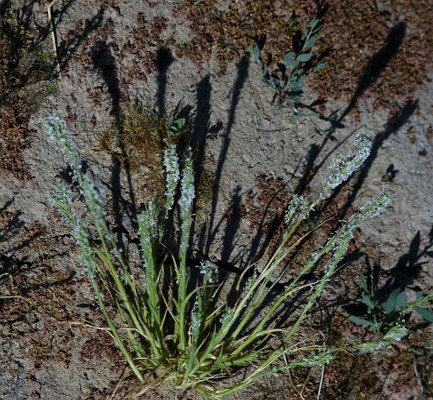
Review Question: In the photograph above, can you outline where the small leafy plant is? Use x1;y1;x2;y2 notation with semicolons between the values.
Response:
251;17;328;118
251;16;342;138
46;116;398;398
348;267;433;333
251;17;325;108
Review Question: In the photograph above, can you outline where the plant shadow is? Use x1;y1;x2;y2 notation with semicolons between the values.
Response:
325;21;407;136
0;199;74;322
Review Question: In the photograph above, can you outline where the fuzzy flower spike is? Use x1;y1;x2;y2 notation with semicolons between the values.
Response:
322;135;372;198
163;143;180;213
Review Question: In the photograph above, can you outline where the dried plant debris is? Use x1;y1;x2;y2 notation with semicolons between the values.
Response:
99;104;184;201
0;101;33;180
123;14;169;79
99;102;215;214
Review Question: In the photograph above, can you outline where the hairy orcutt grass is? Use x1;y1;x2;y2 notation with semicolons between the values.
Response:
45;115;400;398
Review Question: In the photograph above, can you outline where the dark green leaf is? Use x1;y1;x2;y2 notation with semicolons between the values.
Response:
169;118;186;133
304;37;316;49
290;79;304;92
382;289;400;313
283;51;294;64
348;315;376;327
361;295;374;308
297;53;312;63
283;52;299;69
414;307;433;323
309;18;319;29
396;290;408;310
250;44;261;63
358;276;368;293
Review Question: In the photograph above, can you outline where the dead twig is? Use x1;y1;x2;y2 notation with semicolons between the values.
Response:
413;360;426;394
46;0;61;77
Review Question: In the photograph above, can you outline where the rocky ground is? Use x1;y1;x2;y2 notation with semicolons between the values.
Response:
0;0;432;399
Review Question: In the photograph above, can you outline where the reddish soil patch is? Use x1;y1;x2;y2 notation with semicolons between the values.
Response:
174;1;433;109
173;0;317;73
312;0;433;109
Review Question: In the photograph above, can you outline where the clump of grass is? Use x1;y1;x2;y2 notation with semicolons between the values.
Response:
46;115;401;398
